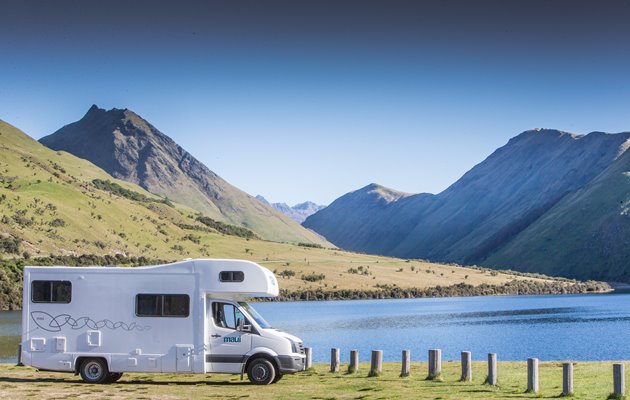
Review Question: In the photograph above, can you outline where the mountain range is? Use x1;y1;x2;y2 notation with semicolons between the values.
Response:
4;116;581;311
39;105;327;245
304;129;630;282
255;195;325;223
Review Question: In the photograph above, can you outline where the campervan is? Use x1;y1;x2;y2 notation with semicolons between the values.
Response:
20;259;305;384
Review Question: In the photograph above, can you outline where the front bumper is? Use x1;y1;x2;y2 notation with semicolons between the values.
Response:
275;355;305;374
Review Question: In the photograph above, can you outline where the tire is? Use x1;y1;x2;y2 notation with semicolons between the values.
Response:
272;373;283;383
106;372;123;383
79;358;110;384
247;358;276;385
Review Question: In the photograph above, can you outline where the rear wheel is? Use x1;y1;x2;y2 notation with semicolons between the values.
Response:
247;358;276;385
79;358;109;384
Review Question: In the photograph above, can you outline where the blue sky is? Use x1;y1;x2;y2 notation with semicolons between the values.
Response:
1;0;629;205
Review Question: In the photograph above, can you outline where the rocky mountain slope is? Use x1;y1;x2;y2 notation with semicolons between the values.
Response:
256;195;325;223
39;105;327;245
304;129;630;280
484;141;630;281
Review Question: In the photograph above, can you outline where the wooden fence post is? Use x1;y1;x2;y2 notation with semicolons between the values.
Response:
16;344;23;367
460;351;472;382
613;363;625;397
330;348;340;373
562;362;573;396
427;349;442;380
486;353;497;385
304;347;312;370
527;358;539;393
369;350;383;377
400;350;411;377
348;349;359;373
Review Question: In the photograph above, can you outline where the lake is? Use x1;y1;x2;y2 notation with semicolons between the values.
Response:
2;293;630;363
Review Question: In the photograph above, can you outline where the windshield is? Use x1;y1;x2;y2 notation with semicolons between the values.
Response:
238;302;272;329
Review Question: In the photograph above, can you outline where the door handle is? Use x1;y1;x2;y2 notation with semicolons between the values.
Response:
211;334;222;338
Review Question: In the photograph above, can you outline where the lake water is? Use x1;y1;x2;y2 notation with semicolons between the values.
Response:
2;293;630;363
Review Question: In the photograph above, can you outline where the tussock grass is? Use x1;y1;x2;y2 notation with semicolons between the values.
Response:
0;361;628;399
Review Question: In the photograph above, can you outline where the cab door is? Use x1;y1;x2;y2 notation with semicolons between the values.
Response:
207;301;252;373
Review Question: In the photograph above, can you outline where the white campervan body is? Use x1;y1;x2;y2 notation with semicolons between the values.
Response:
20;259;305;384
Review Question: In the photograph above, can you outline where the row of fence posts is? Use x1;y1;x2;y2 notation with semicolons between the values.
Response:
303;347;626;397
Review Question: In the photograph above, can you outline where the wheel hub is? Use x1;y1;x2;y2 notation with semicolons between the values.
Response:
253;365;268;381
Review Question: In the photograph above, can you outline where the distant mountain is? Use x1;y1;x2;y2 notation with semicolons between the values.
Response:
256;195;325;224
304;129;630;281
39;105;328;245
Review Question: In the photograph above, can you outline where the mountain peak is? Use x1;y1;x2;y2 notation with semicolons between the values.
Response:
355;183;412;203
38;105;329;246
85;104;105;117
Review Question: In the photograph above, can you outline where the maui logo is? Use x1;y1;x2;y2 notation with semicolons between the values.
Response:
224;336;241;343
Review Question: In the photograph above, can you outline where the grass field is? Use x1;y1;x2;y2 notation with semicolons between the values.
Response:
0;361;627;399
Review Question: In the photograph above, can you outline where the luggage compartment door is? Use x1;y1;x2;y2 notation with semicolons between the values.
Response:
176;345;193;372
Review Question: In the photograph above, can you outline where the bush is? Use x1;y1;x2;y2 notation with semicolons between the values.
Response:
195;215;257;239
0;235;21;254
297;242;323;249
93;240;107;249
301;273;325;282
50;218;66;227
92;179;173;207
279;269;296;279
183;234;201;244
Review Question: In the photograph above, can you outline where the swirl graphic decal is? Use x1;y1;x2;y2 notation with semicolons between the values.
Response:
31;311;150;332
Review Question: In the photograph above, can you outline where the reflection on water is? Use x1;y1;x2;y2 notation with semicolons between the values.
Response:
0;311;20;363
2;293;629;363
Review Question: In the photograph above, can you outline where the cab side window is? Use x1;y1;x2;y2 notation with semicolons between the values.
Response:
212;302;246;330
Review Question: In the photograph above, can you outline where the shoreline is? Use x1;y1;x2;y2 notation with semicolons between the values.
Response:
267;280;612;302
0;280;613;311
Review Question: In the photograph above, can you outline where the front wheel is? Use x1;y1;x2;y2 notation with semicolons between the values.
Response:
247;358;276;385
79;358;109;384
272;373;283;383
106;372;123;383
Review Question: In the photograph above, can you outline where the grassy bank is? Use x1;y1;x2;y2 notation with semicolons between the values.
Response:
0;361;627;399
0;253;611;311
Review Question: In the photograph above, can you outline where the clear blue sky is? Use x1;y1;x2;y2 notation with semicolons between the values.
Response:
1;0;629;205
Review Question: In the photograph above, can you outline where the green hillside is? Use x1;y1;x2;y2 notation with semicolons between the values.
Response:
39;106;327;245
484;147;630;281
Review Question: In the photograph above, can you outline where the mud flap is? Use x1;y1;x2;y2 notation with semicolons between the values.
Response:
240;355;250;380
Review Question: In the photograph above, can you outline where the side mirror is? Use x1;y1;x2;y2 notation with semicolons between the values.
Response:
237;318;252;332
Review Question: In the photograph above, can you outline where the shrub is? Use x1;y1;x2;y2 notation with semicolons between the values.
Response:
92;179;173;207
93;240;107;249
301;273;325;282
195;215;257;239
297;242;323;249
183;234;201;244
279;269;296;279
0;234;21;254
50;218;66;227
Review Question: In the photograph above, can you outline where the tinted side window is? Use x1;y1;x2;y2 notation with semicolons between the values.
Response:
219;271;244;282
136;294;162;316
136;294;189;317
163;295;190;316
32;281;71;303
